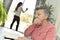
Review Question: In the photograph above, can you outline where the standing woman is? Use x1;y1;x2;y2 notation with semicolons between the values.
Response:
10;2;28;31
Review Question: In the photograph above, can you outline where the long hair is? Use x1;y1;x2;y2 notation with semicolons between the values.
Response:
15;2;23;11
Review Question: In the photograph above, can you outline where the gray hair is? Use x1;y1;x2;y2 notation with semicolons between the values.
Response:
35;7;49;15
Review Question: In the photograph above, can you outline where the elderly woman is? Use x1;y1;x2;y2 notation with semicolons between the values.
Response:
15;7;56;40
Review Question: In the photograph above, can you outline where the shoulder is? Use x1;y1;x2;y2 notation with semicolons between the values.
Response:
48;22;56;31
47;22;56;34
44;22;56;33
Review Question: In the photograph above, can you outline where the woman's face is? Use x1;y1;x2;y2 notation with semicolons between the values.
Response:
34;9;48;25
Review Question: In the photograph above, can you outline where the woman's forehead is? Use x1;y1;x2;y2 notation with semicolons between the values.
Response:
36;9;44;14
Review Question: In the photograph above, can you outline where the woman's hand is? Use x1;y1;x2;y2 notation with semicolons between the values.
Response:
34;18;41;25
15;37;26;40
26;8;28;11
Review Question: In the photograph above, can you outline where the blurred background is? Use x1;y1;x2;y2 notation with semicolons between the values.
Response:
0;0;60;40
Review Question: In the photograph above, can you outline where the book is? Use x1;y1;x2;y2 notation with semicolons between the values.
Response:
3;27;24;39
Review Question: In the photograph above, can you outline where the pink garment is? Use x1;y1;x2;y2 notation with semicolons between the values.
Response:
24;22;56;40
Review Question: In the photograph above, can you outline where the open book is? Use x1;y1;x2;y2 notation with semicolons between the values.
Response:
2;27;24;39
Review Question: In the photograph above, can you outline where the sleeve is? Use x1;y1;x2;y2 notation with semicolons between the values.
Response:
24;24;36;36
21;7;24;13
45;27;56;40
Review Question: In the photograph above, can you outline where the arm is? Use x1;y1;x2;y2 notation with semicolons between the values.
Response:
45;27;56;40
21;8;28;13
24;24;36;36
